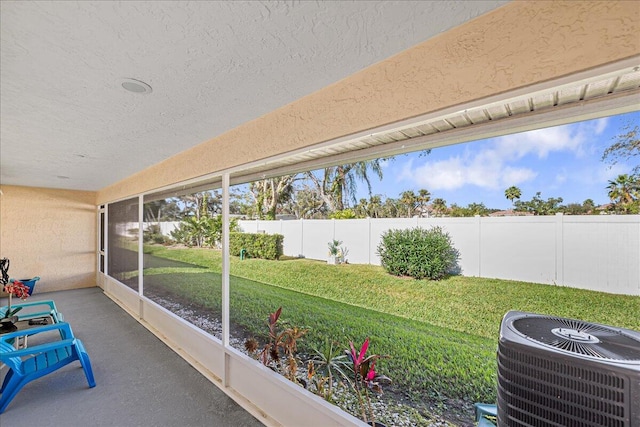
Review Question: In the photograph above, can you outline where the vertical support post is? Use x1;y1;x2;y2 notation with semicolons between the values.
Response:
138;196;144;296
222;174;230;349
104;205;109;277
138;196;144;318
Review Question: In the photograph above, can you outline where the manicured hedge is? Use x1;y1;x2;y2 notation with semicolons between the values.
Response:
229;232;283;260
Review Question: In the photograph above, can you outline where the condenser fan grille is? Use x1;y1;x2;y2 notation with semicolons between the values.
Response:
512;316;640;361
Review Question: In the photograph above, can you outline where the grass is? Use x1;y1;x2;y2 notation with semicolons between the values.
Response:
136;244;640;418
143;245;640;336
143;270;496;403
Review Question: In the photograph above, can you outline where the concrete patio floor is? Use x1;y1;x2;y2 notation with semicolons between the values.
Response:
0;287;263;427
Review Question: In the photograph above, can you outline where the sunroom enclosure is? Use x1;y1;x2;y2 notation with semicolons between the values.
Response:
97;93;640;427
2;1;639;426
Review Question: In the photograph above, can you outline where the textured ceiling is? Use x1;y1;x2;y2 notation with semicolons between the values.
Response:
0;0;507;191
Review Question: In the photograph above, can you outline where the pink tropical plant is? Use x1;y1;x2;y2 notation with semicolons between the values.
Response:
244;307;307;385
346;338;390;424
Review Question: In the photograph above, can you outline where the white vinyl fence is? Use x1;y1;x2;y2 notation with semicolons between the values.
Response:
235;215;640;296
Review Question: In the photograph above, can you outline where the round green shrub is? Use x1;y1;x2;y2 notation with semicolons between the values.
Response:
377;226;459;280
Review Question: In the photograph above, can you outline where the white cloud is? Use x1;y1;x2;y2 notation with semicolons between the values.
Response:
397;119;611;192
502;167;538;186
399;153;536;191
495;125;584;159
591;117;609;135
494;118;610;160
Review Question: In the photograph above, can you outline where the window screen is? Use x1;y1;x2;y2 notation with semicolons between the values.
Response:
107;198;139;291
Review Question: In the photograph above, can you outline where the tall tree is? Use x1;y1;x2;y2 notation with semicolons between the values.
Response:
143;199;182;222
250;175;298;219
602;124;639;178
283;185;326;219
305;159;384;212
178;191;220;220
504;186;522;207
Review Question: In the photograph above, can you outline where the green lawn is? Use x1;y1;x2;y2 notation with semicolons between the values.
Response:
139;245;640;418
144;245;640;336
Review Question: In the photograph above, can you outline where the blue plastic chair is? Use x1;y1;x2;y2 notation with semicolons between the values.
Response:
0;322;95;413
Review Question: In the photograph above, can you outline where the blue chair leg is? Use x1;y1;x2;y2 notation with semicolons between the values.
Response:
0;375;28;413
0;369;15;392
75;340;96;387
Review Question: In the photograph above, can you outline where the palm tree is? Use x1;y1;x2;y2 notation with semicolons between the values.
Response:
305;160;384;212
417;189;431;217
381;197;401;218
368;195;383;218
505;186;522;207
354;195;384;218
399;190;418;217
607;174;639;213
431;198;447;217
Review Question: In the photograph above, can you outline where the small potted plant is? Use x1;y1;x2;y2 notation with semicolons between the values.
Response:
1;280;30;331
327;239;343;265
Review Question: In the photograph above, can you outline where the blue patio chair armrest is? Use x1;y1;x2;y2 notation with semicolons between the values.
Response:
2;300;58;312
0;338;76;359
0;321;74;343
1;300;60;319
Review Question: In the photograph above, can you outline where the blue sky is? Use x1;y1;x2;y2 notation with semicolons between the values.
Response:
359;110;639;210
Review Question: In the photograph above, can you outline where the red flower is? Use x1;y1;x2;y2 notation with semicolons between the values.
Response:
4;281;30;300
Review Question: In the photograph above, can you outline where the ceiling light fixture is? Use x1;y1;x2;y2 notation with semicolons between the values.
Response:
120;78;152;94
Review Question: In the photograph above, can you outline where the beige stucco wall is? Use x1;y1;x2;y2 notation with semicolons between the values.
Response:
96;0;639;204
0;185;97;293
